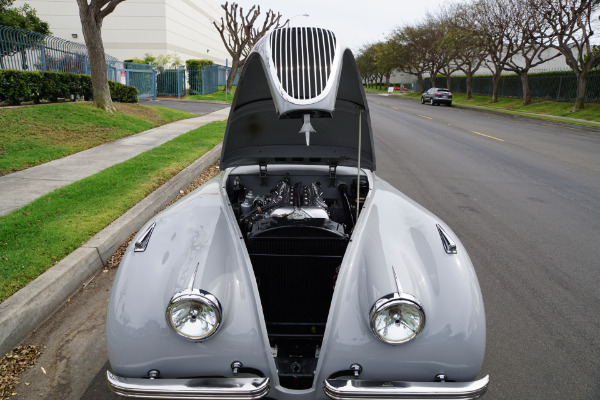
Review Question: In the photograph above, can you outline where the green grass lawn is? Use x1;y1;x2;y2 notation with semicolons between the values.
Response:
401;91;600;124
0;121;226;302
184;85;236;103
0;102;193;176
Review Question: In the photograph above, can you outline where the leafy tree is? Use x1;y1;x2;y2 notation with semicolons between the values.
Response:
0;0;49;33
0;0;50;70
357;43;380;88
213;2;287;91
389;25;433;92
373;41;397;88
76;0;126;112
355;45;376;87
140;53;183;70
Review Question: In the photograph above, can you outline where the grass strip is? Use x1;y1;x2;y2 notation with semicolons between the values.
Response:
0;103;194;176
0;121;226;302
184;85;236;103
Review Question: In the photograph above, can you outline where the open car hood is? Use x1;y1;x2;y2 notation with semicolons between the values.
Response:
220;27;375;171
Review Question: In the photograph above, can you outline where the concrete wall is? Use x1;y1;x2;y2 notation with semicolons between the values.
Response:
13;0;229;65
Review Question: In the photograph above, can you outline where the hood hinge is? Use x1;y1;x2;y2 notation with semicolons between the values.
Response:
260;163;268;186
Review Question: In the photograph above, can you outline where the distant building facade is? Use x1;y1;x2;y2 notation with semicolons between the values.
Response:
13;0;229;65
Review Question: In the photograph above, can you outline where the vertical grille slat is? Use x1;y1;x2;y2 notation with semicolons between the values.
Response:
269;27;336;101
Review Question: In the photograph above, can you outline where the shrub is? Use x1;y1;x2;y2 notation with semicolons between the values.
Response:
0;70;138;104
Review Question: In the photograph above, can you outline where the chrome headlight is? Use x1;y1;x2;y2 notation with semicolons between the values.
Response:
166;289;222;341
370;293;425;344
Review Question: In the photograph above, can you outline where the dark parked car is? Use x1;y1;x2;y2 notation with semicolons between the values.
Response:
421;88;453;106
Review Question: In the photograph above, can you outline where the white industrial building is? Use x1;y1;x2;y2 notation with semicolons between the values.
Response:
12;0;230;65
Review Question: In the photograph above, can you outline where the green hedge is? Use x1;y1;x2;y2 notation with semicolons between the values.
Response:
0;70;138;104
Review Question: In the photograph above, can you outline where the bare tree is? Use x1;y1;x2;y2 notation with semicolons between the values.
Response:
76;0;125;112
533;0;600;111
501;0;561;105
471;0;522;102
444;3;487;98
213;2;287;91
428;8;462;90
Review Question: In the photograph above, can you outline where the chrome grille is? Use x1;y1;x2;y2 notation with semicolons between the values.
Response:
270;27;337;100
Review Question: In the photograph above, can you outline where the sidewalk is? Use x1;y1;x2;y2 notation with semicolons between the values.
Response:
0;106;230;216
0;106;230;357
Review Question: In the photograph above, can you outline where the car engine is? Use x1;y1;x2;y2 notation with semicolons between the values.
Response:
230;175;351;240
226;170;365;389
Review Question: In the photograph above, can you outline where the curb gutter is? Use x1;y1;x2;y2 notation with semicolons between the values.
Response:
0;143;222;357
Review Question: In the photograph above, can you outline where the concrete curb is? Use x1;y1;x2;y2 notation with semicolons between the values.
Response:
0;143;222;357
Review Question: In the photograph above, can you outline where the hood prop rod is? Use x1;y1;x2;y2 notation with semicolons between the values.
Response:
356;109;362;223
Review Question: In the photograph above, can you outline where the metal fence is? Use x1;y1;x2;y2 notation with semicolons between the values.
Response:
1;24;233;100
0;25;119;74
155;65;237;98
420;69;600;102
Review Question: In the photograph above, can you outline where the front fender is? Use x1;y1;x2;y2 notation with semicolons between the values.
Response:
106;177;272;379
315;173;486;383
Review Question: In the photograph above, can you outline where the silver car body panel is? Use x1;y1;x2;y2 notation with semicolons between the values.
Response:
106;26;487;399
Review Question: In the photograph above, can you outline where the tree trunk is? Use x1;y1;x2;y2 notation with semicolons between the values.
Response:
520;72;531;106
446;75;451;91
78;5;115;112
417;73;424;93
227;57;241;92
385;73;390;87
572;70;587;112
491;71;501;103
466;73;472;100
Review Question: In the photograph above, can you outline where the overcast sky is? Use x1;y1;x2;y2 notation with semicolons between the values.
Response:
232;0;458;52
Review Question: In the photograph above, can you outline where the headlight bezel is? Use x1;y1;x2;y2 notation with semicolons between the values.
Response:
166;288;222;342
369;292;425;345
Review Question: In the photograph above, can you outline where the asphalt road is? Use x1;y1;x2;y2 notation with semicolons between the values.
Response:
369;94;600;399
12;96;600;399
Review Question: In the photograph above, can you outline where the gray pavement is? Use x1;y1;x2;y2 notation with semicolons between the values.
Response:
139;98;229;115
0;105;229;357
0;105;230;216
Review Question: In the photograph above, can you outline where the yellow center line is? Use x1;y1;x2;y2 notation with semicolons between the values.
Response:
392;107;399;110
418;115;433;120
472;131;504;142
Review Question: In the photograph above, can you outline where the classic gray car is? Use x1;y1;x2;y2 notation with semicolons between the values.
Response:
106;27;488;399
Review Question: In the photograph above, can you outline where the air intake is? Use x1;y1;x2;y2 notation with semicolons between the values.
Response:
269;27;337;101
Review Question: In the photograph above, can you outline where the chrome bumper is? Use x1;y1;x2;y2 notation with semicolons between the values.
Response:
324;375;489;399
107;371;269;399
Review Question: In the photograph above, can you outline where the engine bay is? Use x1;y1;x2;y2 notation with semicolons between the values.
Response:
225;166;368;389
227;167;368;239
